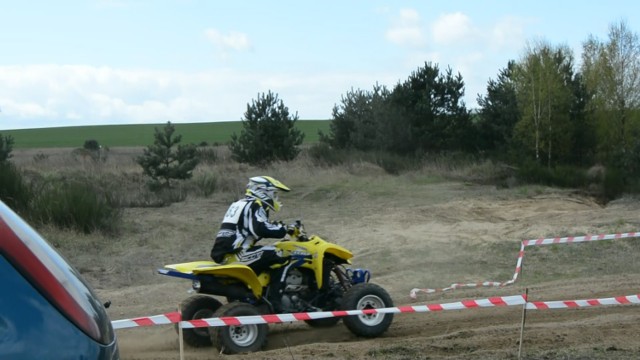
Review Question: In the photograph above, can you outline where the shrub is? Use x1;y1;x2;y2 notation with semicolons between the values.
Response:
307;144;423;175
516;161;587;188
552;165;588;188
194;173;218;197
0;162;32;214
196;146;218;164
0;133;14;162
32;152;49;163
602;167;625;201
72;147;107;162
83;139;101;151
308;143;350;166
372;152;420;175
31;178;122;234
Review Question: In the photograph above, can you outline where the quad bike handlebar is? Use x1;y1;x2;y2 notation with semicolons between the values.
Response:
284;219;309;242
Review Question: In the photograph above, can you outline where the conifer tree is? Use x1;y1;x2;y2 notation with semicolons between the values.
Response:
229;91;304;165
137;122;199;189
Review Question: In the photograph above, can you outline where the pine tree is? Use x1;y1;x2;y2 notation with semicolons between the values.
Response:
137;122;199;189
229;91;304;165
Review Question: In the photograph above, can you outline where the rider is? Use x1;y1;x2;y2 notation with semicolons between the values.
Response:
210;175;293;310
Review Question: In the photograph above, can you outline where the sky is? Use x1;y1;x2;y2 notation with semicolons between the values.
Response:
1;1;638;130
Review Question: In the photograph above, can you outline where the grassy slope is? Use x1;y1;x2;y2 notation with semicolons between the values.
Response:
4;120;331;149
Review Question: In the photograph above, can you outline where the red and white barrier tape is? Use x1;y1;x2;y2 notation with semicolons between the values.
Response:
410;231;640;299
522;232;638;247
181;295;525;328
111;295;525;330
527;294;640;310
112;312;181;330
111;292;640;330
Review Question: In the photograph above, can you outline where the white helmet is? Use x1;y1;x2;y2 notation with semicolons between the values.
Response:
245;176;290;212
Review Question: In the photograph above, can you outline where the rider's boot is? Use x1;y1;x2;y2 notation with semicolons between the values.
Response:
268;266;288;313
269;285;284;313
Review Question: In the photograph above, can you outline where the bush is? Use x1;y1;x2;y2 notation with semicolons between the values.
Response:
307;144;423;175
602;167;625;201
516;161;587;188
31;178;122;234
0;133;14;162
549;165;588;188
194;173;218;197
372;152;421;175
0;162;32;214
196;146;218;164
33;152;49;163
83;139;101;151
308;143;350;166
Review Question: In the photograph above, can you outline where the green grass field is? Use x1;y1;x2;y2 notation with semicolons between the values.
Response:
3;120;332;149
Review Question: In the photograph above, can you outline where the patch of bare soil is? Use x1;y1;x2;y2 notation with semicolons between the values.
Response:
24;151;637;360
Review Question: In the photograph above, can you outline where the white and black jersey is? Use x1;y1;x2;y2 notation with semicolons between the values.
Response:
211;197;287;274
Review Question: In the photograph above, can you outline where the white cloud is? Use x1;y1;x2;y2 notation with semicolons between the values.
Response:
383;10;534;109
490;16;528;51
0;64;404;129
1;98;55;118
0;65;235;128
431;12;474;45
385;8;425;47
204;29;251;52
0;10;534;130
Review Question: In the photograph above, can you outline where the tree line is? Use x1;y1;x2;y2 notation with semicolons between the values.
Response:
324;21;638;161
312;20;640;194
2;20;639;200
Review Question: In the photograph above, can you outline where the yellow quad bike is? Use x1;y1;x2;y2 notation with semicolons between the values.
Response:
158;220;394;354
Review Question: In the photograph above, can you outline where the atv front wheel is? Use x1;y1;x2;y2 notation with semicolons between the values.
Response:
178;295;222;347
210;302;269;354
340;283;394;337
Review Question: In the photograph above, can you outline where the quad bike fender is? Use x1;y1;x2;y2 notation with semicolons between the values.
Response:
306;235;353;262
163;260;218;273
278;235;353;288
321;244;353;263
312;240;353;288
162;261;265;298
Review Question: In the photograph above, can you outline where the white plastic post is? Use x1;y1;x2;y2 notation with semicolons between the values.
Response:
178;305;184;360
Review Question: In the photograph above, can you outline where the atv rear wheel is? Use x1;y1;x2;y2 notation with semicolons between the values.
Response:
177;295;223;347
210;302;269;354
340;283;394;337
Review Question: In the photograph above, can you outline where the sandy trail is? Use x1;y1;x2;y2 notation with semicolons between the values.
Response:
85;180;640;360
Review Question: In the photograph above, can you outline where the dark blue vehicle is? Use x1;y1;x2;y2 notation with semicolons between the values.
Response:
0;200;119;359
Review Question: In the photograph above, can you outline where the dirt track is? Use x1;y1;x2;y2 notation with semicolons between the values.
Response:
75;175;640;360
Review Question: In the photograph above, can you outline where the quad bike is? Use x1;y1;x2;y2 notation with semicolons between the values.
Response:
157;220;394;354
